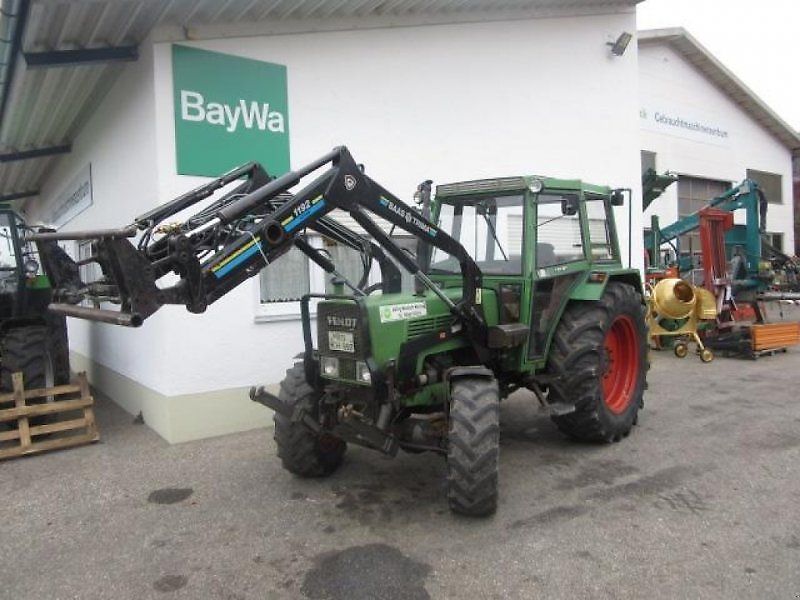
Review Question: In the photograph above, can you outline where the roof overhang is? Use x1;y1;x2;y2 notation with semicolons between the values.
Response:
0;0;643;205
638;27;800;153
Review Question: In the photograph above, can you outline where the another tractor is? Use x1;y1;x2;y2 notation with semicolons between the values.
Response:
0;207;72;418
31;147;647;515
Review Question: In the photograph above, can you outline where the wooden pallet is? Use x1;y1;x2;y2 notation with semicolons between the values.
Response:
0;372;99;460
751;322;800;352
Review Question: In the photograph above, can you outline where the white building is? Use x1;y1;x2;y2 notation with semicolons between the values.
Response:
0;2;794;443
639;28;799;257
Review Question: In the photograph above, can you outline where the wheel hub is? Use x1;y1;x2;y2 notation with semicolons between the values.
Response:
602;315;640;414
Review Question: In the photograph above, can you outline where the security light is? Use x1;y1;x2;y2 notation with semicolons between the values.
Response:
608;32;633;56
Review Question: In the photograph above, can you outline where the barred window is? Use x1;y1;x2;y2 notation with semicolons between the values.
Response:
259;245;310;303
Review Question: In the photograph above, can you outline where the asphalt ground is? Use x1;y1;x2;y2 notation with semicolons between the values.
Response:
2;344;800;599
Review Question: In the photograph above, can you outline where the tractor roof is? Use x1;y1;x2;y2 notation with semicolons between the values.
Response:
435;176;611;199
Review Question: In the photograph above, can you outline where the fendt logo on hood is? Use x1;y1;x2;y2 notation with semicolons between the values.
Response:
180;90;286;134
327;315;358;329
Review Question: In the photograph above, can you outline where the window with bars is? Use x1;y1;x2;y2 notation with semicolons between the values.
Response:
323;239;367;294
259;244;310;303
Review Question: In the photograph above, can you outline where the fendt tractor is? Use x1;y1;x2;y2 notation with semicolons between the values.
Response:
31;147;647;515
0;206;71;422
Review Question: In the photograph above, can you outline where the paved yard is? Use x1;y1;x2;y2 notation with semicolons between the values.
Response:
2;348;800;599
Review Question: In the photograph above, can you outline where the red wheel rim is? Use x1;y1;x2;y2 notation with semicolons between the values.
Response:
602;315;640;414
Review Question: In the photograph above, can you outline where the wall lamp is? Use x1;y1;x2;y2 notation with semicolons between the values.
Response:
607;31;633;56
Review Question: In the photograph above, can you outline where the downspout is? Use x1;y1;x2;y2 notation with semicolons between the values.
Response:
0;0;29;133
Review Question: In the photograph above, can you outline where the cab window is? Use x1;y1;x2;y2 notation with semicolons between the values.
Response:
535;194;584;268
584;195;615;261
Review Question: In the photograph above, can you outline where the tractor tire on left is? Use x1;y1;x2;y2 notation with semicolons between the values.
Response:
1;325;68;426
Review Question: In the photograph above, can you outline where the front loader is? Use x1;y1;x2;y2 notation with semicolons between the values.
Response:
31;146;648;516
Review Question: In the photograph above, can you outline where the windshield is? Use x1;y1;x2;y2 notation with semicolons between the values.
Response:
430;194;524;275
0;212;19;294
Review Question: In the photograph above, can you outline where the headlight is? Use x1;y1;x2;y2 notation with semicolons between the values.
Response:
24;259;39;276
320;356;339;378
355;361;371;383
528;179;544;194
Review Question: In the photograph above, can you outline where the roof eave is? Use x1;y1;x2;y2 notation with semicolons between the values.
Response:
638;27;800;152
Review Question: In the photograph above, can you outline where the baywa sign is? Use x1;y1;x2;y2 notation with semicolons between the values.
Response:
180;91;285;134
173;45;290;177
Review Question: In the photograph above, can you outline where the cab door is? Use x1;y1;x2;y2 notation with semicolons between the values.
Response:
526;191;589;363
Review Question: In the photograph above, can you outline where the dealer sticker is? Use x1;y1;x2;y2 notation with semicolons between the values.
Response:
379;302;427;323
328;331;355;353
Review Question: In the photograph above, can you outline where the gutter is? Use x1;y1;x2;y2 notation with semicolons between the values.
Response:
0;0;28;132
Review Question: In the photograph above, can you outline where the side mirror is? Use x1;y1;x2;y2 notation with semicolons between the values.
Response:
610;190;625;206
561;195;579;216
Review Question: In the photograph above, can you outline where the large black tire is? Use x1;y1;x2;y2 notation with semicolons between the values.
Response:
446;376;500;517
273;363;346;477
1;325;66;426
547;282;647;443
47;315;71;385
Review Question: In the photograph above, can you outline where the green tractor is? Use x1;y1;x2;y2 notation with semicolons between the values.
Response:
32;147;647;515
0;207;71;411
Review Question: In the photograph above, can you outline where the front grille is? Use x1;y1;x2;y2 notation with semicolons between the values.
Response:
407;314;453;338
317;301;368;359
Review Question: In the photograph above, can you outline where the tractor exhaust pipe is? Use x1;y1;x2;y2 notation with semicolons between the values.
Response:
47;303;144;327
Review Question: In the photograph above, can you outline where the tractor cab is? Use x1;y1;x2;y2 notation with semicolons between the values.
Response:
427;176;627;371
0;207;51;321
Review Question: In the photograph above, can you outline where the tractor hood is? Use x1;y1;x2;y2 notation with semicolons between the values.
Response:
317;287;498;381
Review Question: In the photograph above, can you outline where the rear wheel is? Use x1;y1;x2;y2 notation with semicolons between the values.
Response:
273;363;346;477
47;315;71;385
446;375;500;517
547;282;647;443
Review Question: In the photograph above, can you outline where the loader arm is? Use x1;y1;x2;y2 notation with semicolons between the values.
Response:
28;146;486;339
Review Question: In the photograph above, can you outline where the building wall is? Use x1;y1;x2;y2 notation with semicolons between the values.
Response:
148;11;642;397
639;44;795;252
20;40;184;437
21;10;643;442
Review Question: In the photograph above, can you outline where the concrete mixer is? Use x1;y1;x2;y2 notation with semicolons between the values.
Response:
646;278;717;362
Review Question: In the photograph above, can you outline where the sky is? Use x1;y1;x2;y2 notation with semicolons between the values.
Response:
637;0;799;132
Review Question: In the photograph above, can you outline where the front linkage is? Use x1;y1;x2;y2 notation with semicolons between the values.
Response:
32;147;485;337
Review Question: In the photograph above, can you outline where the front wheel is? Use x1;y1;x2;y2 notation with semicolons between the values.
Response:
547;282;648;443
273;363;346;477
446;375;500;517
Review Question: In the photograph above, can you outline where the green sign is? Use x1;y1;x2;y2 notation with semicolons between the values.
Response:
172;45;290;177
